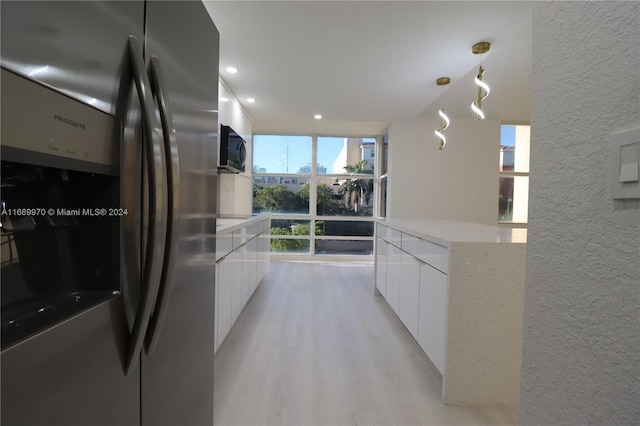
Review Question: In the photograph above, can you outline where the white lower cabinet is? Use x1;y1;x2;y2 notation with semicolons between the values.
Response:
250;238;259;293
376;233;432;341
230;248;242;324
258;229;270;283
375;225;447;376
214;255;233;353
398;251;420;340
375;238;388;297
214;218;271;355
241;243;252;308
385;244;402;313
418;263;447;374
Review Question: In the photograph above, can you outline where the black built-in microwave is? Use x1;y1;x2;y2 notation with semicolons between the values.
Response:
219;125;246;173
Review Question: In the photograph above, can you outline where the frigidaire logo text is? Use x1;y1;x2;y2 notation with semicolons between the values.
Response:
53;114;86;130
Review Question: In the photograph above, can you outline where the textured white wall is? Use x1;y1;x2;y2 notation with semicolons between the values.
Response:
519;2;640;425
387;117;500;225
218;79;253;216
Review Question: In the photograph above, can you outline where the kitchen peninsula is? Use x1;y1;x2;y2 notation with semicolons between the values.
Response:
375;219;527;406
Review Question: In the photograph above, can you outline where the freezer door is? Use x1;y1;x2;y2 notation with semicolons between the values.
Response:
141;2;218;426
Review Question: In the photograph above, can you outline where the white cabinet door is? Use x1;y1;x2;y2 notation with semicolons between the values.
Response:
241;242;253;308
256;232;264;283
375;238;388;297
230;248;243;324
386;244;402;314
399;251;420;340
263;228;271;278
418;263;448;374
250;237;259;292
215;256;233;352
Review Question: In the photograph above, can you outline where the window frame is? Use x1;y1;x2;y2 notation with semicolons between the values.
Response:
252;133;383;258
498;123;530;228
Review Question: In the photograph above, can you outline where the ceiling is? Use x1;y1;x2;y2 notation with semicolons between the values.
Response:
204;1;533;136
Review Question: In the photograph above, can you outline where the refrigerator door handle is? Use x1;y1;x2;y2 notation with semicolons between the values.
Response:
124;36;166;376
144;56;180;355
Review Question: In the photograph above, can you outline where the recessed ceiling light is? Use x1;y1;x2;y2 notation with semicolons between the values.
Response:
226;67;238;74
246;98;256;103
219;97;229;102
314;114;322;120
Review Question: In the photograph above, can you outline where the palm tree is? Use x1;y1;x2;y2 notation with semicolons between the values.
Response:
340;160;373;214
343;159;370;175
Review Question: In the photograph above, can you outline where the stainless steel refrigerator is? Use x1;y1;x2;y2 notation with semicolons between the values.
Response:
0;2;218;425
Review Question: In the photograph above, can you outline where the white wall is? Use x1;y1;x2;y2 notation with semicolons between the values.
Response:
218;79;253;217
387;117;500;225
519;2;639;425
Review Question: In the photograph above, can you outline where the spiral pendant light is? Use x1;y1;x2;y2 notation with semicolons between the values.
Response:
471;41;491;120
434;77;451;151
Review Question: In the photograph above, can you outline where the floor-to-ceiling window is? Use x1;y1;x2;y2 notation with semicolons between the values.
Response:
499;124;530;227
253;134;382;256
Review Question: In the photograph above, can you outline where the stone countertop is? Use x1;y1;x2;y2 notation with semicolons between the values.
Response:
379;219;527;247
216;214;270;234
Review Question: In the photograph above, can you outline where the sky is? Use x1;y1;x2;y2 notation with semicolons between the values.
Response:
253;135;314;174
501;124;516;147
253;136;375;174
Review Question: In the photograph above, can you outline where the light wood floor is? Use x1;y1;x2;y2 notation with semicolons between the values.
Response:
213;261;518;426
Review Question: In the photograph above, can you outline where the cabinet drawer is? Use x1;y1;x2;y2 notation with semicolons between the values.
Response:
378;223;401;245
232;230;243;250
377;223;390;240
402;234;449;273
216;233;233;260
388;228;402;247
247;222;261;240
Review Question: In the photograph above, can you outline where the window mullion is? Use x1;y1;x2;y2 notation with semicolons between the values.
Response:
310;134;318;254
310;134;318;218
499;171;529;178
374;134;382;219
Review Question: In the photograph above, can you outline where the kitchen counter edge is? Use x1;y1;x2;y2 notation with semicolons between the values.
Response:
377;219;527;247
